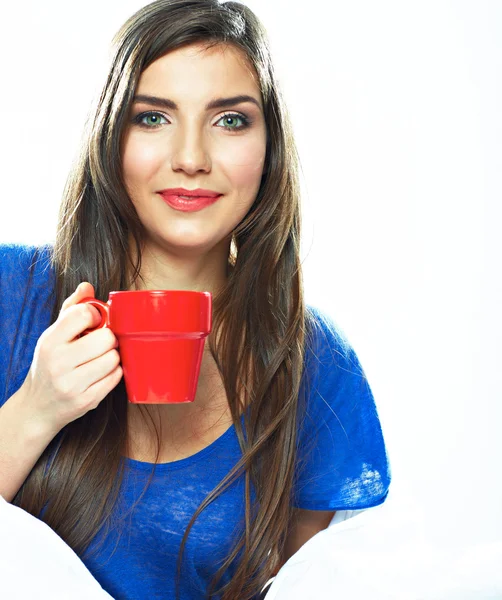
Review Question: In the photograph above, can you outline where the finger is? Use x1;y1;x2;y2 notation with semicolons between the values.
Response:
76;350;122;395
81;364;124;412
68;327;119;368
50;303;103;346
60;282;95;313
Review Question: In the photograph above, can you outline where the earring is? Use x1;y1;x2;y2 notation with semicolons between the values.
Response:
229;233;238;265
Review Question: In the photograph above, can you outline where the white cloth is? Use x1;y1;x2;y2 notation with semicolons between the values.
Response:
266;490;502;600
0;495;113;599
1;490;501;599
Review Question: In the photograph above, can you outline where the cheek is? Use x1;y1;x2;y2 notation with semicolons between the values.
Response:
122;136;163;191
217;136;266;193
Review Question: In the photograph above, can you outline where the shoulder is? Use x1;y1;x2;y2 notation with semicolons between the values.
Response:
0;242;55;310
301;304;372;429
295;305;392;510
0;243;37;274
303;305;365;387
0;242;51;309
305;304;348;344
0;242;54;282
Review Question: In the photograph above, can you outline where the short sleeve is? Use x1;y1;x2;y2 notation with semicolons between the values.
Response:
292;306;391;510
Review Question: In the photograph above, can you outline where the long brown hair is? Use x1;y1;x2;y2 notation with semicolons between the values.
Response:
14;1;314;597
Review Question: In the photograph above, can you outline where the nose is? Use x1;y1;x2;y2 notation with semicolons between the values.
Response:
170;123;211;175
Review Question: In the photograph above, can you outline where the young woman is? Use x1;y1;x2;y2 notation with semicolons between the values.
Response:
0;1;391;598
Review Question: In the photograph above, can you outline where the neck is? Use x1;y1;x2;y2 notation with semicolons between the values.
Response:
127;235;231;297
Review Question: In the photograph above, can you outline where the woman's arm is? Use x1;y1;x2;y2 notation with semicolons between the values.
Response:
0;284;121;502
0;385;59;502
277;508;336;572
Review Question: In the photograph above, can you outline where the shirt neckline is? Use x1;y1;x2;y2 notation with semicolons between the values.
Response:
122;412;245;472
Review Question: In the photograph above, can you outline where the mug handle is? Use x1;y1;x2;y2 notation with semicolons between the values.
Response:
78;297;110;335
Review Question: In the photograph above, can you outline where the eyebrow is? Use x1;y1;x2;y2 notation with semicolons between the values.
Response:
132;94;261;111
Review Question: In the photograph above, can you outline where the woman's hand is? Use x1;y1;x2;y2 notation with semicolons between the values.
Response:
20;282;123;435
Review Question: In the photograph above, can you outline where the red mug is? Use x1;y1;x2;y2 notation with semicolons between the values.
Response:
78;290;212;404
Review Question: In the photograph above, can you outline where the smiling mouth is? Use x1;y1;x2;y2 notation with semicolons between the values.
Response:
157;191;223;212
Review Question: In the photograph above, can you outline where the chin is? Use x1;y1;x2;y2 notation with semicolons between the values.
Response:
150;231;227;255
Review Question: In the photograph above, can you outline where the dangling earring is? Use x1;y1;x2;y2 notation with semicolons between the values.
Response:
229;233;238;266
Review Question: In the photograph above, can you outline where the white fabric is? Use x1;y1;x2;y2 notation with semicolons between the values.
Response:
1;490;501;599
0;495;112;599
266;490;502;599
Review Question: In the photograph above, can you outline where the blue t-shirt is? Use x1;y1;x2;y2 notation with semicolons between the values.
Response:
0;243;391;599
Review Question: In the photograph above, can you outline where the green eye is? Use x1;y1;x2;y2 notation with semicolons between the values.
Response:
134;112;167;128
133;111;251;131
216;113;250;131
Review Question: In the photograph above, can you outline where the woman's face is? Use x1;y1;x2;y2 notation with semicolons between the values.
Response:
121;42;267;257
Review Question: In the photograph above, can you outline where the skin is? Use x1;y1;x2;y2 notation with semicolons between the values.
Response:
121;42;267;297
119;40;267;457
0;39;334;576
120;41;335;569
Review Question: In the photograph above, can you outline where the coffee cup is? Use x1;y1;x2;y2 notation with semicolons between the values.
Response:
78;290;212;404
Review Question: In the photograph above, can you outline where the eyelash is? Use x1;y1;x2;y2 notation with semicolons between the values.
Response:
132;111;252;131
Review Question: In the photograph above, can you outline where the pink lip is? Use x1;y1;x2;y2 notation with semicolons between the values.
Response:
157;190;222;213
157;188;221;197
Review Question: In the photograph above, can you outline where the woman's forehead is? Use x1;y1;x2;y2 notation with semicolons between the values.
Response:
137;42;261;100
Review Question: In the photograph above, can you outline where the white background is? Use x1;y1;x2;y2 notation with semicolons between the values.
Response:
0;0;500;569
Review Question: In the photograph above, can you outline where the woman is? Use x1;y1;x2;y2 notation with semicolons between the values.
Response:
0;1;391;598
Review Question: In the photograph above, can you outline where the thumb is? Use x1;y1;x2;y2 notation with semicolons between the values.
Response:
60;282;96;314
